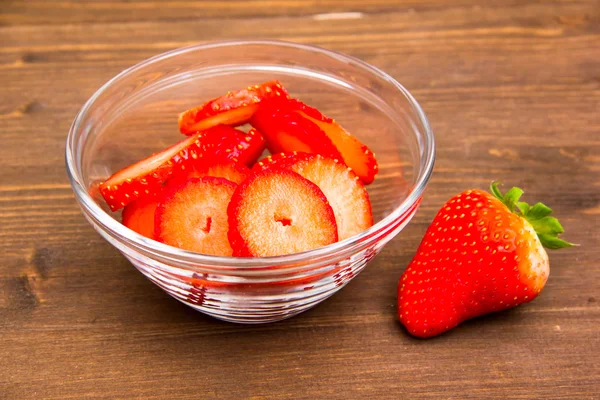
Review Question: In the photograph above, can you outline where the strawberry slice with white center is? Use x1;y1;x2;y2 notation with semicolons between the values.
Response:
99;132;205;211
122;192;160;239
257;152;374;241
250;101;344;161
178;80;289;135
155;177;236;256
227;169;338;257
167;161;249;188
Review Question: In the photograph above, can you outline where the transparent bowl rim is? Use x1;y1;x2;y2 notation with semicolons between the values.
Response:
65;39;435;269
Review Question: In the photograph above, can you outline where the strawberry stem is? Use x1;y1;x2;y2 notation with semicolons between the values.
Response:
490;182;576;250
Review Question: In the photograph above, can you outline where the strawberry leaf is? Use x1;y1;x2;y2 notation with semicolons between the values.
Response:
488;182;576;250
538;234;575;250
503;187;524;212
524;203;576;250
489;182;523;213
490;182;504;201
526;202;552;221
517;201;530;215
529;216;564;235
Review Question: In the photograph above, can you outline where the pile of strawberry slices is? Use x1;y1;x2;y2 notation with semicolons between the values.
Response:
99;80;377;257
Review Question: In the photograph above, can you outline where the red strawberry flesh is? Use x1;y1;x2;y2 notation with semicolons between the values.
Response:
199;125;266;166
288;154;373;241
122;192;160;239
178;80;289;135
300;111;378;185
166;161;249;188
227;169;338;257
253;98;378;184
99;132;205;211
99;125;263;211
250;101;343;160
155;177;236;256
255;152;373;241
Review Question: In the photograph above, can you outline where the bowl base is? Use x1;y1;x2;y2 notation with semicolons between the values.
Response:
127;249;377;324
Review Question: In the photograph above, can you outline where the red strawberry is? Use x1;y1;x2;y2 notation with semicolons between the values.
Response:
178;80;289;135
227;169;338;257
166;161;249;188
155;177;237;256
200;125;266;166
253;99;378;184
250;100;344;161
121;192;160;239
255;152;373;241
99;132;205;211
398;183;574;338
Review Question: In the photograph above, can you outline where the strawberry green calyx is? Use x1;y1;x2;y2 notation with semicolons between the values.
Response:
490;182;576;250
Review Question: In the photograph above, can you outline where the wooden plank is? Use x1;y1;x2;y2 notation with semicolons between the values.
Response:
6;0;594;26
1;0;599;398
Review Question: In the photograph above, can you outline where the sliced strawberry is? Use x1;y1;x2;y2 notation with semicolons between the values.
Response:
155;177;236;256
250;101;343;160
255;99;378;184
288;154;373;241
99;132;205;211
167;161;249;188
122;192;160;239
250;151;312;173
256;152;373;241
201;125;265;166
178;80;289;135
228;169;338;257
99;125;263;211
299;112;378;185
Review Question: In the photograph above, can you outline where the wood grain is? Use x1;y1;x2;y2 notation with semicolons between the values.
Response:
1;0;599;399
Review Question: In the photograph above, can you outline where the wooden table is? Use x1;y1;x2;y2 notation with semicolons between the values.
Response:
2;1;599;398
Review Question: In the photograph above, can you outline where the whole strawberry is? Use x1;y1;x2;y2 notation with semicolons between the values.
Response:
398;183;574;338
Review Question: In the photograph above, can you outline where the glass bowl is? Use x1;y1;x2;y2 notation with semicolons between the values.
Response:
65;40;435;323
